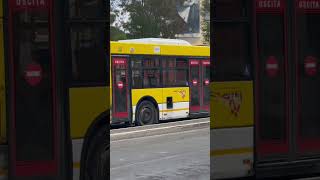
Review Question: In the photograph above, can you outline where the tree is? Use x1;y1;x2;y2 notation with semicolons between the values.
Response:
201;0;210;44
110;0;127;41
118;0;186;39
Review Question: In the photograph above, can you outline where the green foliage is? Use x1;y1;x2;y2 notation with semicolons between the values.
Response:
110;27;127;41
201;0;210;44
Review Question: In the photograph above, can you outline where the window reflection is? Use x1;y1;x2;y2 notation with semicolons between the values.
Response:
68;0;105;18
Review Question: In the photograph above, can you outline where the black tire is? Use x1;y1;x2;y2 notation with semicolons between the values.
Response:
83;125;109;180
135;100;159;126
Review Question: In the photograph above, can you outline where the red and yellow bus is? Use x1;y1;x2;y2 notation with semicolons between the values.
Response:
110;39;210;126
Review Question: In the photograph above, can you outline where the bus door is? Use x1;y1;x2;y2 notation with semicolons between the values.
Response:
8;0;60;178
189;59;201;114
295;0;320;157
255;0;290;160
112;57;129;121
201;59;210;113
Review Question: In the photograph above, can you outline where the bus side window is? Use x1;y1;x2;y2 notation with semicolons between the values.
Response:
162;57;188;87
70;26;107;86
142;57;160;88
131;58;143;89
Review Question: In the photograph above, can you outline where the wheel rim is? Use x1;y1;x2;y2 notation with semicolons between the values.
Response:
140;106;154;125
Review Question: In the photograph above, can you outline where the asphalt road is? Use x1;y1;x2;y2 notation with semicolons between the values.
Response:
110;121;210;180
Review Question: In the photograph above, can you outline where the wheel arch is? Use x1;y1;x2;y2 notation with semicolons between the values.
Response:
135;96;159;118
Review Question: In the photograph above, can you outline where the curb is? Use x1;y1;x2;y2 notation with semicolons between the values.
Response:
111;118;210;141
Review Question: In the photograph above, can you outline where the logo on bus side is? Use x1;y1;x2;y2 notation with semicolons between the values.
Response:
213;91;242;117
174;89;186;99
15;0;47;7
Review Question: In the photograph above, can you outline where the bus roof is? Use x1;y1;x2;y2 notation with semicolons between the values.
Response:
118;38;192;45
110;40;210;57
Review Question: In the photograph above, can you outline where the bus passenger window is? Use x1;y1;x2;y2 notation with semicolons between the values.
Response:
212;23;251;81
143;70;160;88
70;26;107;85
68;0;105;18
162;58;188;87
132;70;143;89
131;58;143;89
142;58;160;88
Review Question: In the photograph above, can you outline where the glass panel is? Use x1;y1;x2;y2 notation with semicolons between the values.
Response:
213;0;248;18
176;58;188;68
132;59;142;69
163;70;175;87
114;66;127;113
163;69;188;87
297;14;320;138
203;65;210;106
143;70;160;88
132;69;143;89
176;69;188;86
190;64;200;107
143;58;159;68
212;23;251;81
70;25;107;85
13;11;53;161
257;14;286;141
191;65;200;81
68;0;106;18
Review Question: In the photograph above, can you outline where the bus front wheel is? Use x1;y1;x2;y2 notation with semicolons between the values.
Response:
84;125;109;180
136;100;159;126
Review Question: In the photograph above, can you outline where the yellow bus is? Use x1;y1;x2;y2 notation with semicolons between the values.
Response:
211;0;320;179
110;39;210;126
0;0;108;179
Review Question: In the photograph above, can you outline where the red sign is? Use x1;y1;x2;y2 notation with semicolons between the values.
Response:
190;60;199;65
304;56;318;76
114;58;126;65
13;0;49;8
204;79;210;85
192;79;198;86
256;0;284;12
202;60;210;65
117;81;124;89
24;63;43;86
297;0;320;10
265;56;279;77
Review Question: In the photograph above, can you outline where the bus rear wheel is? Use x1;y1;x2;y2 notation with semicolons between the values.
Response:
136;100;158;126
84;125;109;180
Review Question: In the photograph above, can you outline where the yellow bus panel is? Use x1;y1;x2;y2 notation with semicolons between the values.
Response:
211;81;254;129
162;87;189;105
69;86;109;138
131;88;163;105
131;87;189;106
